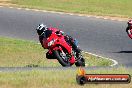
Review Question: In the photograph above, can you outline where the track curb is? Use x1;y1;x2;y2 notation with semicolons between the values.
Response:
0;5;128;22
83;51;118;67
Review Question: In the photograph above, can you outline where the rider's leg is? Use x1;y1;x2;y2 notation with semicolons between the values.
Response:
64;35;81;54
68;36;81;54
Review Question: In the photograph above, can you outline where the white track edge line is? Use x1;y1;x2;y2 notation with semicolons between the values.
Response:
83;51;118;67
0;6;127;22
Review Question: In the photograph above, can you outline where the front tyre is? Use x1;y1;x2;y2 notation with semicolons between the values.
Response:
53;50;71;67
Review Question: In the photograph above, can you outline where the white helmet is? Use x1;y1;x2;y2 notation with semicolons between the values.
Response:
36;23;48;35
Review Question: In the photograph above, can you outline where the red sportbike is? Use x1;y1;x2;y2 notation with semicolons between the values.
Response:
41;28;85;67
126;19;132;39
126;27;132;39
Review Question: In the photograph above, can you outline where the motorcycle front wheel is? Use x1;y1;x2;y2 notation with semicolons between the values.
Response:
53;50;71;67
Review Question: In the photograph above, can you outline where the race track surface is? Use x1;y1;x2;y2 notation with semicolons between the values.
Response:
0;7;132;67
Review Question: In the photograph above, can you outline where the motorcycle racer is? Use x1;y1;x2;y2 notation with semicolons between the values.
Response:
128;19;132;27
36;23;81;59
126;19;132;39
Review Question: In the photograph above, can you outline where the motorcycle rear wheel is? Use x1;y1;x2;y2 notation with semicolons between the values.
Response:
53;50;71;67
75;57;85;67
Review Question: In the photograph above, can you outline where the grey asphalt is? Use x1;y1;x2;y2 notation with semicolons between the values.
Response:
0;66;123;72
0;7;132;68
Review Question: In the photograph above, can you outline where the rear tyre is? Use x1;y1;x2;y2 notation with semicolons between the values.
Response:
75;57;85;67
53;50;71;67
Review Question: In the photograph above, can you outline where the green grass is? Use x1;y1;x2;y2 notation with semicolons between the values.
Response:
0;67;131;88
0;37;112;67
9;0;132;18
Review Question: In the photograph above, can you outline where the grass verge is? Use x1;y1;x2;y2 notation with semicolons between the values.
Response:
0;37;112;67
4;0;132;18
0;67;131;88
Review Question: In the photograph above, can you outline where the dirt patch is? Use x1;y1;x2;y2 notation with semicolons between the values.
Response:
0;0;11;3
0;0;15;6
